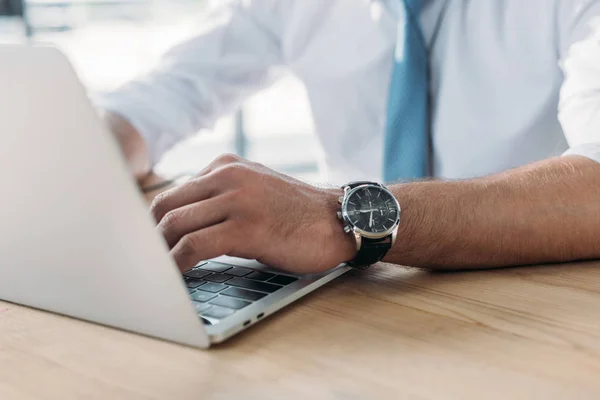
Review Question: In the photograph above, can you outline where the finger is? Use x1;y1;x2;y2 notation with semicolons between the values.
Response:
150;170;222;223
171;221;235;272
150;157;247;223
158;195;230;249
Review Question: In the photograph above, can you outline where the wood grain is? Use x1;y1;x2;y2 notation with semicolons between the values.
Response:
3;263;600;399
2;175;600;399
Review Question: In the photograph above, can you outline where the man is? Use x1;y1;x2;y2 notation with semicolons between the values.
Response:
96;0;600;274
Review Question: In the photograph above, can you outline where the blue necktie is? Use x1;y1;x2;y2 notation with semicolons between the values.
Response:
383;0;429;183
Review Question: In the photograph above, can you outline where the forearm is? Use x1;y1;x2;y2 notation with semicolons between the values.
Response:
100;110;151;181
386;155;600;269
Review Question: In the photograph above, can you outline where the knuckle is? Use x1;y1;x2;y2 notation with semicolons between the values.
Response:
249;160;266;170
214;153;240;165
216;163;249;181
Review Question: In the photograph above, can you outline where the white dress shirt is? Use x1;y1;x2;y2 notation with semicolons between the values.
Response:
94;0;600;185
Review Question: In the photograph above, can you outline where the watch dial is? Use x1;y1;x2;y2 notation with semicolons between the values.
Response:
344;186;399;234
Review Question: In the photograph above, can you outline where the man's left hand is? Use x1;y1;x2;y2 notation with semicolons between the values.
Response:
150;154;357;274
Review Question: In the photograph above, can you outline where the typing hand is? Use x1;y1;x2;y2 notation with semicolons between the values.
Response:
150;154;357;274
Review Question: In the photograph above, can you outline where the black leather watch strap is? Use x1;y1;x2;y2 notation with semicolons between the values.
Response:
347;236;392;270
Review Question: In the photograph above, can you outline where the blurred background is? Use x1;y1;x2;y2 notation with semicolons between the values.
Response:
0;0;322;181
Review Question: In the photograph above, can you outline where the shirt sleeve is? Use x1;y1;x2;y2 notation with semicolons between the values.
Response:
557;0;600;163
93;0;287;165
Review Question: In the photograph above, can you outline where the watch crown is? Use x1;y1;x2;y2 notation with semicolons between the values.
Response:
338;196;344;205
337;211;343;219
343;225;352;233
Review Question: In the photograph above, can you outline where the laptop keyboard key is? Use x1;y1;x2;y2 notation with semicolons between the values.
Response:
202;305;236;319
268;275;298;286
210;296;251;310
199;262;233;273
204;273;233;283
190;290;217;303
227;277;282;293
225;267;253;277
200;282;228;293
221;287;267;302
185;279;205;289
193;302;212;313
245;271;275;281
184;269;211;280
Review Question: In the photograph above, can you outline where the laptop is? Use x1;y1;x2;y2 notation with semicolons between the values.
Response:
0;45;350;348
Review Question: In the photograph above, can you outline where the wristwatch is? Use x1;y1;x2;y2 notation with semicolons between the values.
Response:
337;181;401;269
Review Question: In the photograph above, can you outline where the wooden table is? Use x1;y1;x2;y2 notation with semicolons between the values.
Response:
2;177;600;399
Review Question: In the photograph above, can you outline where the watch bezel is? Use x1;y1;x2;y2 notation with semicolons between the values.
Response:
341;184;401;240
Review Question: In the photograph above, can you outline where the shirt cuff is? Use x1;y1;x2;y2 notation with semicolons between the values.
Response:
562;143;600;164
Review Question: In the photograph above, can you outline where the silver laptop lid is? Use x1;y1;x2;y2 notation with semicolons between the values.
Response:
0;45;208;348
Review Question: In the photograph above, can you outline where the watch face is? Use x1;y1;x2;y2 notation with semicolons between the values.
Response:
343;185;400;236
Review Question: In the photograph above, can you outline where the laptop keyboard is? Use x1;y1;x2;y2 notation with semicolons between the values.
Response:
183;261;299;324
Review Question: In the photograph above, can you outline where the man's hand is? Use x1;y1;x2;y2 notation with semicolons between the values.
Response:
150;154;357;274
